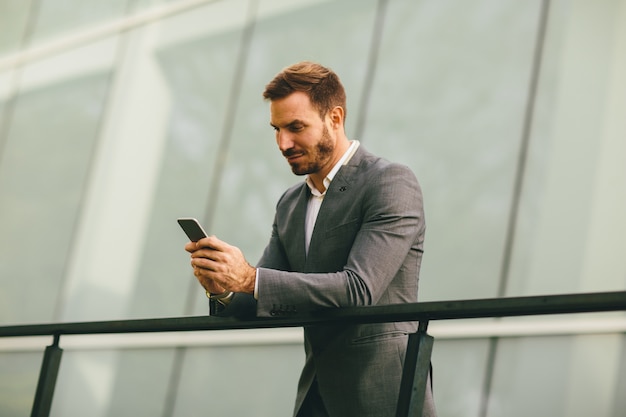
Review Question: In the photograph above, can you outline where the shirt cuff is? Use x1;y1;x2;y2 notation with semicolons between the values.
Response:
254;268;259;300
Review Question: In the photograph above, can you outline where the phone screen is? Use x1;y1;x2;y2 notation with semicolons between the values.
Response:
177;218;208;242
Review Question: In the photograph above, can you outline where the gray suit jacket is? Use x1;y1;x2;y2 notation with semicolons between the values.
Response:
223;146;431;416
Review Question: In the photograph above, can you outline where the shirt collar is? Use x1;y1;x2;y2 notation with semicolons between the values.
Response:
306;140;360;196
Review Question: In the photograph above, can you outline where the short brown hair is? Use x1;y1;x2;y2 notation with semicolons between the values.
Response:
263;61;347;122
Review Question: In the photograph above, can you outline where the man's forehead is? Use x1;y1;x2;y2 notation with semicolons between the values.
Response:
269;94;319;125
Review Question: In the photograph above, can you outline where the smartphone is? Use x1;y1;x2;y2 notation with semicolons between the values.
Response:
177;218;208;242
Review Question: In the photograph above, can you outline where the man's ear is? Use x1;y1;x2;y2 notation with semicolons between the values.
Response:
329;106;344;128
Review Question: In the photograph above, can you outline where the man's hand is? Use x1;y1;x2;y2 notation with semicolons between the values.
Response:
185;236;256;295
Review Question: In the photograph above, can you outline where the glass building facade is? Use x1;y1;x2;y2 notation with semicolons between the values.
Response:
1;0;625;416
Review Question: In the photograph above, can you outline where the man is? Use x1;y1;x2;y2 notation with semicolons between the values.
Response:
186;61;436;417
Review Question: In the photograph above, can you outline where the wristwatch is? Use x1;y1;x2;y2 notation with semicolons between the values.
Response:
206;290;233;303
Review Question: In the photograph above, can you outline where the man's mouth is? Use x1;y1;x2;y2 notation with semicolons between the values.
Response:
284;151;305;162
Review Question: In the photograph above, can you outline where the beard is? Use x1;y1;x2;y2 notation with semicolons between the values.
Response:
286;126;335;176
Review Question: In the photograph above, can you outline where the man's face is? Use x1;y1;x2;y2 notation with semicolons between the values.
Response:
270;92;336;177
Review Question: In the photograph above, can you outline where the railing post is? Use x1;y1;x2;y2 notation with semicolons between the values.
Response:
396;320;434;417
31;334;63;417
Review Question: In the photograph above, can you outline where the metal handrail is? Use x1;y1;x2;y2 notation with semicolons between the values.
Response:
2;291;625;337
2;290;625;417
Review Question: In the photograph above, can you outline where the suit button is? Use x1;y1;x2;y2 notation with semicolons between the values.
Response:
270;304;280;316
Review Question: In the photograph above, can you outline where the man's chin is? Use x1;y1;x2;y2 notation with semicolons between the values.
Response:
291;167;307;176
289;163;310;176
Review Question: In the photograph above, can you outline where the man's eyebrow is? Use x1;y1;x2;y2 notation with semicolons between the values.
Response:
287;120;305;127
270;119;306;129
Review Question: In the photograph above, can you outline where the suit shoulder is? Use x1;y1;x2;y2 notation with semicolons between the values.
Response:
355;148;418;182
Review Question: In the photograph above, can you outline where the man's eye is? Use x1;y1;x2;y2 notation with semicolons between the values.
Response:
290;125;303;132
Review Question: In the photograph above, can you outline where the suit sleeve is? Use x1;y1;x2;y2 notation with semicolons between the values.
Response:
256;163;424;317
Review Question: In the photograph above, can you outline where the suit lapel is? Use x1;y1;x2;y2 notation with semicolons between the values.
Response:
305;147;364;268
287;184;309;271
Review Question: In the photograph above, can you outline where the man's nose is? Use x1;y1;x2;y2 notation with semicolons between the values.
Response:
277;131;294;152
